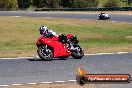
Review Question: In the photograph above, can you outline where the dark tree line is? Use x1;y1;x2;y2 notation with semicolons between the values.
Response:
0;0;18;10
0;0;99;10
32;0;99;8
0;0;131;10
32;0;61;8
128;0;132;5
60;0;99;8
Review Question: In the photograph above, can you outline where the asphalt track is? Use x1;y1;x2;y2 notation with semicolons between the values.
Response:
0;11;132;23
0;53;132;88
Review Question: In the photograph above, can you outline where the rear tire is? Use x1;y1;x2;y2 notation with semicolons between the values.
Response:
37;46;53;61
71;45;84;59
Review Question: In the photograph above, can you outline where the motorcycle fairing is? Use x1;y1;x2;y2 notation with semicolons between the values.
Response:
38;37;71;58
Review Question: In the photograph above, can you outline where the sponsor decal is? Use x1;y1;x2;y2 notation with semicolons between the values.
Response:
76;66;131;85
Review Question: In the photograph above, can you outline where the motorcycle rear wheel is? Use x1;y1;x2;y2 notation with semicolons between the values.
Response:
37;46;53;61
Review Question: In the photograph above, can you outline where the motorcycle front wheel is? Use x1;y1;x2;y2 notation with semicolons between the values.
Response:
71;45;84;59
37;46;53;61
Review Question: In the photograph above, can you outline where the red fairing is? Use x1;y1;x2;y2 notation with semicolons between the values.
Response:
36;35;43;46
51;36;59;41
37;35;71;58
67;33;73;39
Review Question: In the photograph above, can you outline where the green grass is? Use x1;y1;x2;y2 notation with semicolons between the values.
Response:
0;16;132;57
98;0;129;7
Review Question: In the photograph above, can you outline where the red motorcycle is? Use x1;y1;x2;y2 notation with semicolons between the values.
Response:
36;33;84;61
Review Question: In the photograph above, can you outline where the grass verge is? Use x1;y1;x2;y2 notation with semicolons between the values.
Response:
98;0;129;7
0;16;132;58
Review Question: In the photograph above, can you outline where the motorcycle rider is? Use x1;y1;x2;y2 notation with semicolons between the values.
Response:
100;12;109;18
39;26;60;40
39;26;57;37
39;26;72;52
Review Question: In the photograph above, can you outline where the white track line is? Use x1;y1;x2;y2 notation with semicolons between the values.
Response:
0;52;131;59
0;85;9;87
85;52;130;55
0;57;34;59
68;80;76;82
11;84;22;86
93;53;115;55
96;53;115;55
41;82;53;84
27;83;37;85
54;81;66;83
85;53;114;56
116;52;129;54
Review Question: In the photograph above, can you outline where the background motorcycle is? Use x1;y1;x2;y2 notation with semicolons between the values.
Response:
36;34;84;61
99;14;110;20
